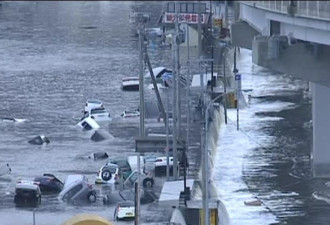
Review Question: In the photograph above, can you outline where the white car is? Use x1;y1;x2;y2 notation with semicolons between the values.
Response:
123;170;154;189
58;175;96;204
154;156;180;177
84;99;104;114
84;108;112;123
114;201;135;220
121;110;140;118
154;156;174;167
121;77;139;91
77;117;100;130
95;163;119;184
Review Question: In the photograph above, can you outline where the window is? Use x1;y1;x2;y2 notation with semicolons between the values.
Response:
193;3;206;13
128;172;139;185
91;109;107;114
168;2;175;13
180;3;187;13
187;3;194;13
82;121;92;130
104;166;117;173
55;181;64;190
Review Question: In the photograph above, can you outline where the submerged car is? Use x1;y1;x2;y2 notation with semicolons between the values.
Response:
84;99;104;114
114;201;135;220
77;117;100;131
154;156;179;176
121;77;139;91
95;163;120;184
14;180;42;207
58;175;96;204
121;110;140;118
83;107;112;123
34;173;63;194
123;170;154;189
107;157;132;180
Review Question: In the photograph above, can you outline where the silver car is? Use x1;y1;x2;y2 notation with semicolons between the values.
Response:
58;175;96;204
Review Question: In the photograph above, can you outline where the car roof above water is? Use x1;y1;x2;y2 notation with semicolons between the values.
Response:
16;180;40;191
63;175;87;188
118;200;135;207
86;99;102;104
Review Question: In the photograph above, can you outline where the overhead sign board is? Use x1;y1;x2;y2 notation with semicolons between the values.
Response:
164;13;208;24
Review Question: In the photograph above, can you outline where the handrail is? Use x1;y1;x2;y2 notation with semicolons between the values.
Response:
240;1;330;21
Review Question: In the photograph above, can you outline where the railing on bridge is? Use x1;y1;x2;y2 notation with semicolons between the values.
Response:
241;1;330;21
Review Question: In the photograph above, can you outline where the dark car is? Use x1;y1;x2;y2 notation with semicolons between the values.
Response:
14;180;42;207
34;173;63;194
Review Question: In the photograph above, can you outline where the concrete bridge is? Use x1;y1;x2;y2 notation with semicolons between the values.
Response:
231;1;330;177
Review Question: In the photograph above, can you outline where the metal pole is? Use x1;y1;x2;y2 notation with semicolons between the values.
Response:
145;51;167;129
176;24;181;143
172;1;179;180
33;208;36;225
198;0;202;59
134;182;139;225
237;88;239;131
210;2;214;92
166;87;170;180
185;22;191;203
224;0;228;29
136;154;141;225
198;1;204;92
139;25;145;137
186;22;190;176
233;46;239;131
204;106;210;225
223;50;227;124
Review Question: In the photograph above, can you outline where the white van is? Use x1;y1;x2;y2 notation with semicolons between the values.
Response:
127;156;145;173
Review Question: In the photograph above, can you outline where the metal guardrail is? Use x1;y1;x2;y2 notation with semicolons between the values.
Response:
241;1;330;21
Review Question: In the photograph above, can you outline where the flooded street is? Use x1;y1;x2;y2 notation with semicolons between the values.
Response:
0;1;168;224
1;1;330;225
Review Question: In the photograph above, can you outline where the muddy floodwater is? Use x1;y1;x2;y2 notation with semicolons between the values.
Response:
0;1;329;225
0;1;170;224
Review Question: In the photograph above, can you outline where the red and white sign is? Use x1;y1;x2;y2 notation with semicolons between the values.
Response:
164;13;208;24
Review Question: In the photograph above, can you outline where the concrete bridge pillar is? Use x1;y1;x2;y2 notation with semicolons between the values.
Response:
312;83;330;177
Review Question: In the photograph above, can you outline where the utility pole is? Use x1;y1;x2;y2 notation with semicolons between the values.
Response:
210;1;214;92
172;1;179;180
186;21;190;177
198;2;208;225
198;0;204;94
233;46;239;131
166;87;170;180
138;20;145;137
224;0;228;29
144;51;167;129
135;154;141;225
176;5;181;150
223;50;228;125
185;21;191;200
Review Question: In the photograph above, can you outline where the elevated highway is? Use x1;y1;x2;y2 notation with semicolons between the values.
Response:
231;1;330;177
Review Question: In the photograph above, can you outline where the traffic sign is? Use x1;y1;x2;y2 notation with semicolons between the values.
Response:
235;74;241;81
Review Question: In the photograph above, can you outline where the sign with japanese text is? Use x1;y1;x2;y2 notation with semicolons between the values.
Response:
164;13;208;24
